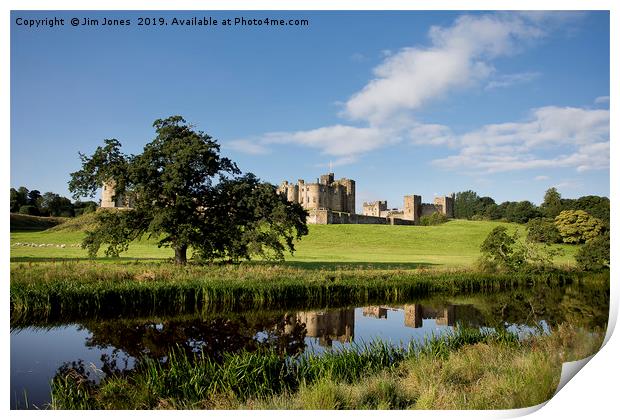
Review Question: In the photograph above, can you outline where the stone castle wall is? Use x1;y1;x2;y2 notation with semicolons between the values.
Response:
307;209;416;225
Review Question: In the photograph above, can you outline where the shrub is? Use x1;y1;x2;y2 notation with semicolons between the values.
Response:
576;233;610;271
526;218;562;244
18;205;39;216
419;213;448;226
478;226;559;273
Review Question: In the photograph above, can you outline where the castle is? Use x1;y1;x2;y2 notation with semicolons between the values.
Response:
101;172;454;226
278;172;454;225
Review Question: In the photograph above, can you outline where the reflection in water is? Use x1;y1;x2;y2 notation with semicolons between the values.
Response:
10;281;610;409
403;304;456;328
296;309;355;347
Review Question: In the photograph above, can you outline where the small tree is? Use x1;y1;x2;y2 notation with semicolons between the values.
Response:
10;187;29;213
526;217;562;244
554;210;604;244
478;226;523;271
575;233;610;271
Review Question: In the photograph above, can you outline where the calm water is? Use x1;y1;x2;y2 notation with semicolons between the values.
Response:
10;283;609;409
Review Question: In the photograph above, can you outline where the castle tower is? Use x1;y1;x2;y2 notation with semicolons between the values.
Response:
320;173;335;185
339;178;355;214
100;180;129;208
100;180;134;208
278;181;300;204
403;195;422;223
432;195;455;218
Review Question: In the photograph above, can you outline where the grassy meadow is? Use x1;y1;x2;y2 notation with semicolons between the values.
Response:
10;216;579;268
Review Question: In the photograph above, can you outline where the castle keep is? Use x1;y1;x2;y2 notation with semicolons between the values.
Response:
277;173;355;214
277;172;454;225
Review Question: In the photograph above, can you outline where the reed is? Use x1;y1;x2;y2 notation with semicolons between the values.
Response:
10;262;585;324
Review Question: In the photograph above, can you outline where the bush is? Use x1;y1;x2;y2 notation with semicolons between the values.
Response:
478;226;560;273
419;213;448;226
576;233;610;271
18;205;39;216
526;218;562;244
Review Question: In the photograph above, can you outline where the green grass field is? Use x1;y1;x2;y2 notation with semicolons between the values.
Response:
10;219;579;268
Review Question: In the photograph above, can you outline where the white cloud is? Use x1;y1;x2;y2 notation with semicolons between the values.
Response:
408;123;456;146
260;125;400;157
431;106;609;174
485;71;541;90
595;96;610;104
226;139;270;155
344;14;546;125
534;175;550;181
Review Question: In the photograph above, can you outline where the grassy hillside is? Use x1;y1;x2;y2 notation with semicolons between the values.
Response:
9;218;578;268
9;213;67;232
46;211;99;232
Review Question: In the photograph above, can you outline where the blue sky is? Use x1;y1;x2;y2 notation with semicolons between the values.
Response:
11;10;610;209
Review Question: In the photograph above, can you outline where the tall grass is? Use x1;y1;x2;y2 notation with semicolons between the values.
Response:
10;262;584;324
49;327;515;409
49;324;603;410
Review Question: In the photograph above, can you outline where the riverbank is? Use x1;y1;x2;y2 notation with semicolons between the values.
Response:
12;262;603;324
49;324;603;410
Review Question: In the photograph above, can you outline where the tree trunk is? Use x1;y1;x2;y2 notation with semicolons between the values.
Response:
174;244;188;265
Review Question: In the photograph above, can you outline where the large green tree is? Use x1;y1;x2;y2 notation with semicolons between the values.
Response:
540;187;563;219
453;190;480;219
554;210;605;244
69;116;308;264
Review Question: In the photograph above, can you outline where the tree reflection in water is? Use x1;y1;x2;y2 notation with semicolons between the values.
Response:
50;280;609;389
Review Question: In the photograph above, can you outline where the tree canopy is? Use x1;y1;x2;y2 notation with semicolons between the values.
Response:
69;116;308;264
554;210;605;244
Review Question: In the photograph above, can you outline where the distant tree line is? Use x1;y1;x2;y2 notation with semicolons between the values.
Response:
9;186;98;217
458;187;610;272
453;188;609;226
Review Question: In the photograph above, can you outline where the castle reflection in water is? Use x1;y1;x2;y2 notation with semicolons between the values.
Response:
289;304;467;347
